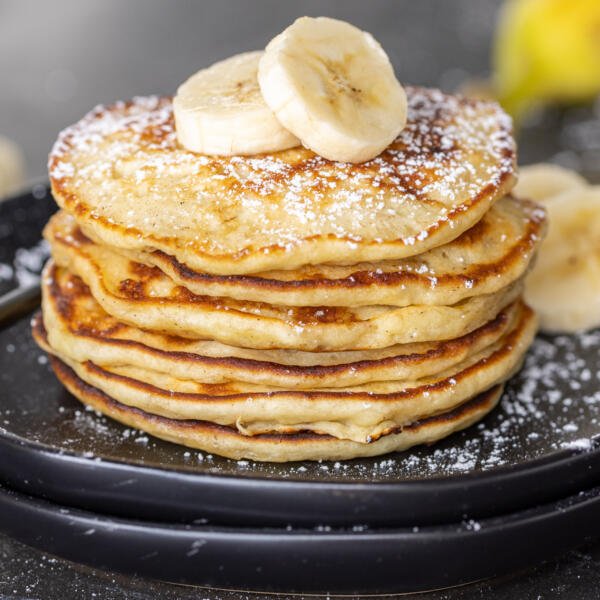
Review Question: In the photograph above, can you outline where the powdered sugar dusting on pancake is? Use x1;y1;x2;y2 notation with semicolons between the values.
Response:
49;87;516;275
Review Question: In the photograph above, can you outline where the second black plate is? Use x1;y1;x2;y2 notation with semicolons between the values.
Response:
1;481;600;594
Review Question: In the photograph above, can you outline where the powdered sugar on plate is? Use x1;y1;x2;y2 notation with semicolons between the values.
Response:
0;240;49;289
13;240;49;287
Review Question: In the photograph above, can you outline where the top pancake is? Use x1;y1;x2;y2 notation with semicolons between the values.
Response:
49;87;516;275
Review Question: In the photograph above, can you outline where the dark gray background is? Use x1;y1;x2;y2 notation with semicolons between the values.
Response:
0;0;500;182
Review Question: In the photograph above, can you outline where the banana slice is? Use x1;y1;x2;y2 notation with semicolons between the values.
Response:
174;51;299;156
514;163;587;203
525;186;600;333
0;136;24;200
258;17;407;163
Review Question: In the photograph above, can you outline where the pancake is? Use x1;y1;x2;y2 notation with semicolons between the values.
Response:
49;87;516;275
33;303;537;442
49;356;504;462
37;81;540;462
44;222;524;350
42;263;520;388
86;196;544;307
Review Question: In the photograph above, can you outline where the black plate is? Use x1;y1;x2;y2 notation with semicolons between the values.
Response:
1;188;600;527
1;481;600;594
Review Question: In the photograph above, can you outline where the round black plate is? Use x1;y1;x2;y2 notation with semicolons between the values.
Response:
1;188;600;527
1;481;599;594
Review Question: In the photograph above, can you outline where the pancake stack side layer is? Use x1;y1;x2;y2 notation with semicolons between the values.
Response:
35;87;547;462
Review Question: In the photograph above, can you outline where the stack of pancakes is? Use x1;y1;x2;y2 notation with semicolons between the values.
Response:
34;87;546;462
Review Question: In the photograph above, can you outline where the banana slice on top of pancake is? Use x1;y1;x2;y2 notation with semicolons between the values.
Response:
258;16;408;163
174;51;299;155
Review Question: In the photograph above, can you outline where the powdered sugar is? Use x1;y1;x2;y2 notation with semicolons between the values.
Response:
0;262;13;281
13;240;50;287
0;240;49;289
